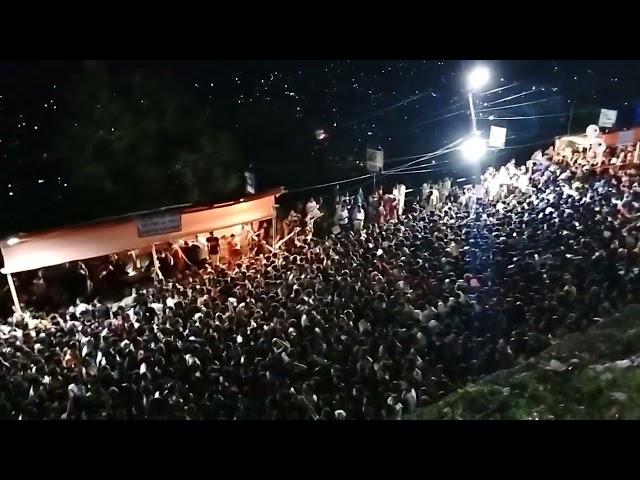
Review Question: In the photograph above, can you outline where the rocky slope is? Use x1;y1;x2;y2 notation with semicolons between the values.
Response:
410;305;640;420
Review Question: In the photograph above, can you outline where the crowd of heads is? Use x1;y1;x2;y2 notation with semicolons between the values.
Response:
2;142;640;420
554;142;639;174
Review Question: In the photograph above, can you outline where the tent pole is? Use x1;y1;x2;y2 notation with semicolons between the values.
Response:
6;273;21;315
272;205;277;252
151;243;161;285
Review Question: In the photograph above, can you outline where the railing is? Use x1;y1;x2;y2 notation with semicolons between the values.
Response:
563;162;640;177
592;162;640;175
556;157;640;177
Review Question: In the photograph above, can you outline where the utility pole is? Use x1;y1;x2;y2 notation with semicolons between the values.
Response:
468;91;478;133
567;105;574;135
272;204;278;251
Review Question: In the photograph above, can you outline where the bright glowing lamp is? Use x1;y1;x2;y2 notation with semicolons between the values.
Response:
6;237;20;246
467;66;490;91
461;137;487;162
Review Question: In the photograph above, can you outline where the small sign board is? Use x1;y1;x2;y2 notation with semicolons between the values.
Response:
245;171;256;194
618;129;635;145
366;148;384;172
598;109;617;128
137;212;182;238
489;125;507;149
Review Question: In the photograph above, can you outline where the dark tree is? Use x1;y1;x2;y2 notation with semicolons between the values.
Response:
51;61;245;222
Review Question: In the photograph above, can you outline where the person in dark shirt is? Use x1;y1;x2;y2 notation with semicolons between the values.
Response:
226;234;242;270
185;241;202;267
206;232;220;266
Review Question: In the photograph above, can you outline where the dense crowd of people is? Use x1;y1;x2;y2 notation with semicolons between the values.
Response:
554;142;639;174
2;143;640;420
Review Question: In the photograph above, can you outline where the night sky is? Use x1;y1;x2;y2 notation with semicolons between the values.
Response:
1;60;639;232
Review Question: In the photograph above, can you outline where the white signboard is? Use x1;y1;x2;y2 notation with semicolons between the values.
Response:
598;109;617;128
489;125;507;149
366;148;384;172
618;129;635;145
137;212;182;238
245;171;255;194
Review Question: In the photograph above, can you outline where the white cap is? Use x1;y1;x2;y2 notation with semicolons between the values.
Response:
334;410;347;420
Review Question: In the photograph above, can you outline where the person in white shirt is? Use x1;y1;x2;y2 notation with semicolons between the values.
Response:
517;166;530;193
305;197;318;216
402;383;417;414
420;183;429;208
428;186;440;211
337;202;349;231
442;177;452;203
305;198;323;235
450;238;460;257
196;235;209;261
352;204;365;233
166;291;179;308
74;298;92;316
65;374;87;419
463;186;476;211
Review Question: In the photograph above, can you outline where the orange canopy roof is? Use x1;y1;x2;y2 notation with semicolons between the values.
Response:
1;188;282;274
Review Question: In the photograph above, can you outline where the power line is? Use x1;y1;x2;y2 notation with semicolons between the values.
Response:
287;138;464;196
284;173;373;195
390;160;452;173
389;77;565;152
384;165;451;175
333;71;565;149
481;112;569;120
386;138;464;173
385;143;460;163
408;99;467;123
282;140;458;195
340;140;464;195
409;109;466;128
484;88;544;106
479;68;566;97
391;159;451;173
334;87;436;130
476;96;562;113
376;100;468;140
294;75;571;196
384;152;436;163
478;81;521;96
284;127;564;198
389;148;461;173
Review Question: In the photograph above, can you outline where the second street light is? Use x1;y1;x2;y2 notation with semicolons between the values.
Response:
461;136;488;163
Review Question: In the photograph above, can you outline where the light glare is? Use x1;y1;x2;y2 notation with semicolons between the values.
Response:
468;66;490;91
461;137;488;162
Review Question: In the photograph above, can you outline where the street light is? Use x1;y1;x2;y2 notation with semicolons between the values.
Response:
467;66;490;91
460;135;487;162
466;66;490;133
